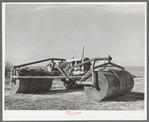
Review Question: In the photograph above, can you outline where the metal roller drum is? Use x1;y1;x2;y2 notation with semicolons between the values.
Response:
10;69;53;93
84;70;134;101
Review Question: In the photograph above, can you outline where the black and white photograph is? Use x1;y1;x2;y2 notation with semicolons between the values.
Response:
3;2;147;120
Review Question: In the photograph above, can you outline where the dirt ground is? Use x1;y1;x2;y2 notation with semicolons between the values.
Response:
4;78;144;110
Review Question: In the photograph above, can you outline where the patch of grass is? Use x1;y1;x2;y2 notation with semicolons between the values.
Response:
5;78;145;110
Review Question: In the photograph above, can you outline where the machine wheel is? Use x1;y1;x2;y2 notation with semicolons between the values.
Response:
62;79;83;89
62;79;75;89
84;70;134;101
10;70;53;93
10;79;53;93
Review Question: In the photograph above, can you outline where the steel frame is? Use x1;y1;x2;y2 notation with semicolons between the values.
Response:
11;55;124;88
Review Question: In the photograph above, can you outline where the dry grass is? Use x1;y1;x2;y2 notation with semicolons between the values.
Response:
4;77;144;110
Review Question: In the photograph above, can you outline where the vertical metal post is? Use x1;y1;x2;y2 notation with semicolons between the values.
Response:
81;46;84;72
91;59;96;86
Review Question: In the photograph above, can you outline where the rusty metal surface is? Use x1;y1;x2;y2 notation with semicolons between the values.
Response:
109;70;127;96
102;71;120;99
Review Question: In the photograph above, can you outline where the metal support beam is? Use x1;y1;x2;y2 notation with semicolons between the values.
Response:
12;75;82;79
14;58;66;68
69;56;112;75
76;81;93;86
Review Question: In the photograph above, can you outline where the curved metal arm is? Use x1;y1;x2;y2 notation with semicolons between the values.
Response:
68;55;112;75
14;58;66;68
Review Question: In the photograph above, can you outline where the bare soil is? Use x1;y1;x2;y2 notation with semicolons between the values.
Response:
4;78;144;110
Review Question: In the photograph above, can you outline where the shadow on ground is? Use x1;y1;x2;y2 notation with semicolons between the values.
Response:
23;88;84;95
103;91;144;102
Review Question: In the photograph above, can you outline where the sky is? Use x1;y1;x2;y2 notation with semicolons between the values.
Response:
5;3;146;66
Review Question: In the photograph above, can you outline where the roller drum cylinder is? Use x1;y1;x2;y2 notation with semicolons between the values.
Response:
10;69;53;93
84;70;134;101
